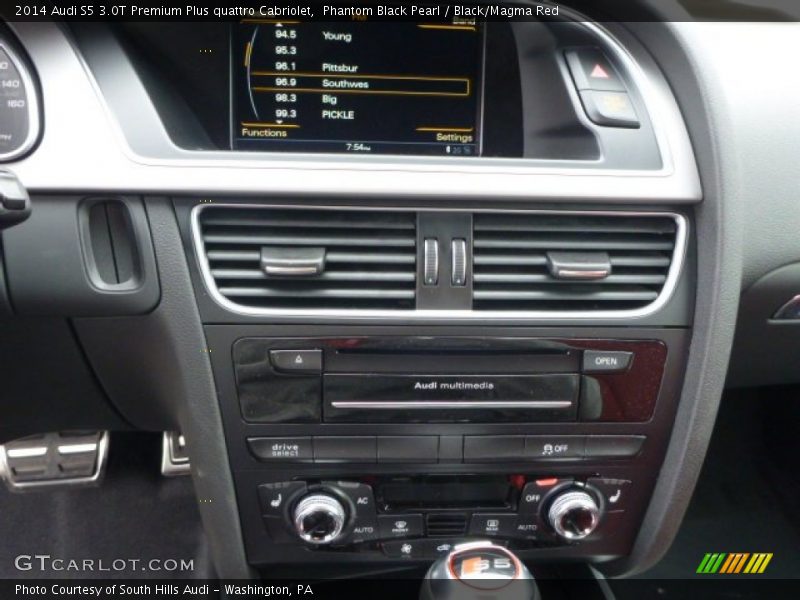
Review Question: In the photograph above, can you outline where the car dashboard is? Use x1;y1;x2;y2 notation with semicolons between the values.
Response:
0;0;799;586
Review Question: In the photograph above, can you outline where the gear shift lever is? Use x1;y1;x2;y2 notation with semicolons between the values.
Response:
420;541;540;600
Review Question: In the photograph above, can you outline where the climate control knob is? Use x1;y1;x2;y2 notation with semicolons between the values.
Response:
547;490;600;541
292;493;347;545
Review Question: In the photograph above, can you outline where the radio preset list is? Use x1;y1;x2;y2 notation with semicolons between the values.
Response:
234;20;484;155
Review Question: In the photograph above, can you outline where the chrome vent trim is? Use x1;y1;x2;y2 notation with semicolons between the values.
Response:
195;205;417;311
472;214;681;312
191;204;687;320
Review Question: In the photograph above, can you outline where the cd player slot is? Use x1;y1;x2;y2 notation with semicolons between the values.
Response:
328;353;578;375
324;374;579;423
325;339;579;375
334;349;571;356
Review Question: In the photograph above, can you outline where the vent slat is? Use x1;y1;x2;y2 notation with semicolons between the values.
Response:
473;253;670;268
474;273;667;285
218;287;415;300
199;206;417;311
327;251;416;264
474;236;674;251
206;249;261;261
202;215;415;230
474;215;676;234
474;254;548;266
211;269;416;282
473;289;660;301
203;233;414;247
206;249;416;264
611;254;672;268
472;214;678;312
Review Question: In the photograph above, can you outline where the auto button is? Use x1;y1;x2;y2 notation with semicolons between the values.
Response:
350;519;380;544
513;515;543;540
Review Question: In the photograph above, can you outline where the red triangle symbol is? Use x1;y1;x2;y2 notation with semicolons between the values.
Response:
590;64;610;79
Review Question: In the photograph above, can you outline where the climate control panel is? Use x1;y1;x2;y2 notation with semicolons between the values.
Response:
255;475;631;559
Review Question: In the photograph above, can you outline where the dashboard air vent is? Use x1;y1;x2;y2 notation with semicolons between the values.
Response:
472;213;680;312
197;206;417;311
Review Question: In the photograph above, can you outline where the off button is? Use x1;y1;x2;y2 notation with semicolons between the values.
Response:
582;350;633;373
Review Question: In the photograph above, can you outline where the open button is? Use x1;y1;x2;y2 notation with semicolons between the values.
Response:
582;350;633;373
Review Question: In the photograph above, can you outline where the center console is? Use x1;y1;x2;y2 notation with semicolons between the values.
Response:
178;189;694;573
202;325;689;568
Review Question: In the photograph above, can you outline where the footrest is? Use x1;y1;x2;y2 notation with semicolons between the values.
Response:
161;431;190;477
0;431;109;491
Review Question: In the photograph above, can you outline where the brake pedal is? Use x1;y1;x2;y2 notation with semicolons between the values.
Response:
0;431;109;491
161;431;190;476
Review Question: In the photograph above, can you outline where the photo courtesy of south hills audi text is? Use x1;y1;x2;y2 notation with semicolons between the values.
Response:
13;584;315;597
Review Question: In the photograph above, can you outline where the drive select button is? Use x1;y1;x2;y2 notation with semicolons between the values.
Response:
247;437;313;463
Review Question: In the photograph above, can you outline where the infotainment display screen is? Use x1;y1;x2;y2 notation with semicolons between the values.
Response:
232;19;484;156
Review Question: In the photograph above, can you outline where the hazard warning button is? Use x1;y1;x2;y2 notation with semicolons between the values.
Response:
565;48;627;92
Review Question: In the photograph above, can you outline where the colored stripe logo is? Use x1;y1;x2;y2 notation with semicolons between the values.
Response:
697;553;773;574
